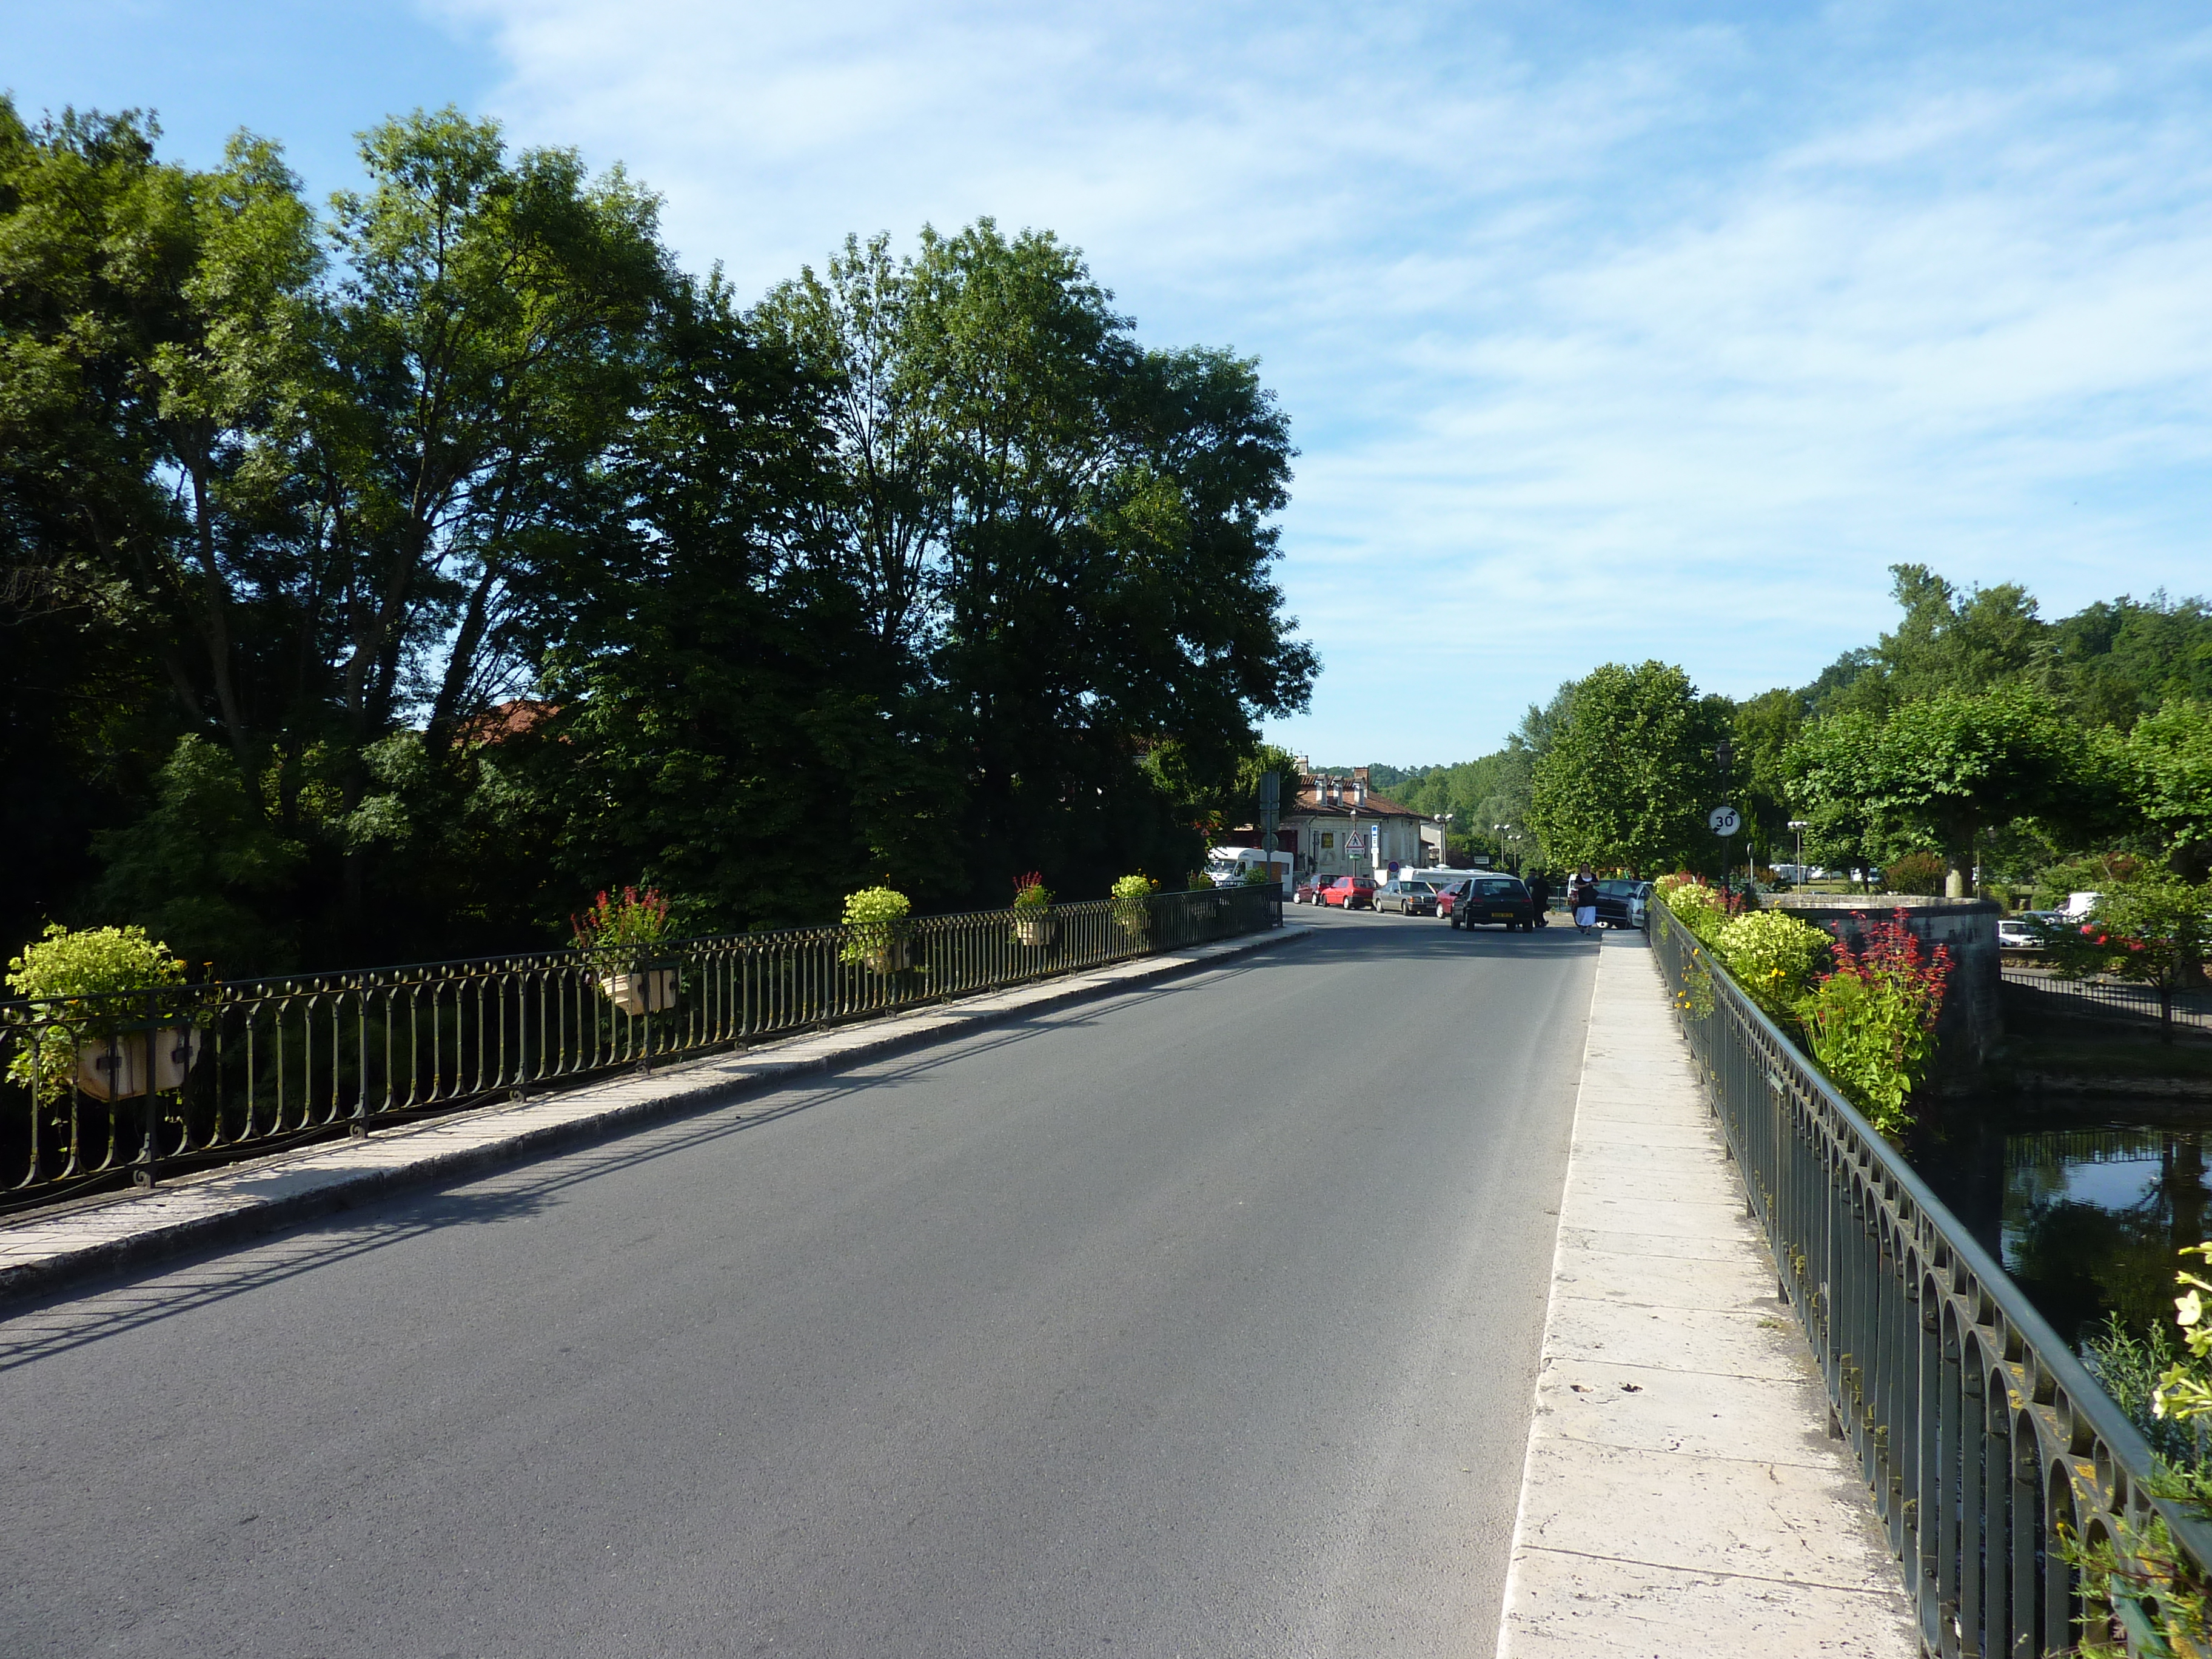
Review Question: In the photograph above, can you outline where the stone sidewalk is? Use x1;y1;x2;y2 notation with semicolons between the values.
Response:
1495;930;1919;1657
0;926;1306;1305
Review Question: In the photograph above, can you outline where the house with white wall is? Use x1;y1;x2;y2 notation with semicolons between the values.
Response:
1223;765;1432;884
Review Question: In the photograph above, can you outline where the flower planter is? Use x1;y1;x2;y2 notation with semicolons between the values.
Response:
1013;913;1057;947
75;1027;202;1102
598;968;678;1017
862;940;911;975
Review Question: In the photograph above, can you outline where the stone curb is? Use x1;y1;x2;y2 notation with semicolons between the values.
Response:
0;926;1310;1307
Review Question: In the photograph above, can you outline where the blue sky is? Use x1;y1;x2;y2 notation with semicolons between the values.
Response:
11;2;2211;764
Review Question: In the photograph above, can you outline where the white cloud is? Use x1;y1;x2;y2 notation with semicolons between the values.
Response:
432;0;2212;760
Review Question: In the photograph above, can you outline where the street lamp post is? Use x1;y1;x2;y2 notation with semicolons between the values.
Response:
1788;819;1809;890
1437;812;1453;866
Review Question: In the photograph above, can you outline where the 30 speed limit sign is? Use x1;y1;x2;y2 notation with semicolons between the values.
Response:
1708;805;1743;836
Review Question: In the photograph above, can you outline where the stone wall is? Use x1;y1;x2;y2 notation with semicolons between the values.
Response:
1768;894;2002;1091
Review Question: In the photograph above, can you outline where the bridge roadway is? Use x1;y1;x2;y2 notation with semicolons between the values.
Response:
3;908;1598;1658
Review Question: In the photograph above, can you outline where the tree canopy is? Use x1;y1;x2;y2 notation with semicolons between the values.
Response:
1527;662;1726;876
1;102;1315;968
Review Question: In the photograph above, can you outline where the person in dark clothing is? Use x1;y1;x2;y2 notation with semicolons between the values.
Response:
1570;868;1600;934
1527;873;1551;927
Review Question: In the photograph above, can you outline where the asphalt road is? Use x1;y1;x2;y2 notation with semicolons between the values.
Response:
3;908;1598;1658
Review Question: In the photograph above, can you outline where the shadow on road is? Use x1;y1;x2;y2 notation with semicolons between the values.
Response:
0;919;1610;1366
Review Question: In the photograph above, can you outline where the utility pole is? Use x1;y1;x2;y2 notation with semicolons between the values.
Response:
1259;771;1281;894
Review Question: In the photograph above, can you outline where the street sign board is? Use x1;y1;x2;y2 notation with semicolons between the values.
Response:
1708;805;1743;837
1258;771;1279;812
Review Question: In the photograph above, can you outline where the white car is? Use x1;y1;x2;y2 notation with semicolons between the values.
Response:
1996;919;2038;950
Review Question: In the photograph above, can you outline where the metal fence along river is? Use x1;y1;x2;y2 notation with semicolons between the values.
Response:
1651;905;2212;1657
0;886;1279;1215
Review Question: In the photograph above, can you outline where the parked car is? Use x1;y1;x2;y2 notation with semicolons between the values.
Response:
1450;875;1535;931
1292;877;1327;905
1996;917;2039;950
1321;876;1377;910
1434;878;1471;920
1375;878;1437;916
1592;879;1653;930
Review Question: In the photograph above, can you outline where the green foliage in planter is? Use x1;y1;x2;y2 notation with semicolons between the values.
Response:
1714;908;1832;1022
1655;873;1731;946
4;923;190;1102
1110;873;1158;928
840;886;911;964
1011;872;1052;911
1794;911;1949;1139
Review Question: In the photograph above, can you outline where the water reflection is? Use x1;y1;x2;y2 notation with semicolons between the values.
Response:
1920;1109;2212;1348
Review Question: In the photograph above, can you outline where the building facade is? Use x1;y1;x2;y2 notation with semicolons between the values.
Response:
1223;765;1433;885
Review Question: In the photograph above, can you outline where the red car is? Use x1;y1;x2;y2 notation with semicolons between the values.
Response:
1293;877;1328;905
1321;876;1377;910
1434;879;1470;920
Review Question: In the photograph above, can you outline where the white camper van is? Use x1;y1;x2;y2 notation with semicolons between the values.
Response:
1206;846;1294;893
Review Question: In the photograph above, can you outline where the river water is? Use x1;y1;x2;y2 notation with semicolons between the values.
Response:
1918;1099;2212;1349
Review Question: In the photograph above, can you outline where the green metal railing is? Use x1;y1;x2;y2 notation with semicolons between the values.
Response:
0;886;1279;1215
1650;904;2212;1656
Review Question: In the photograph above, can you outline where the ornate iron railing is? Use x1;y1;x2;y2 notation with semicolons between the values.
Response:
1650;904;2212;1656
0;886;1279;1215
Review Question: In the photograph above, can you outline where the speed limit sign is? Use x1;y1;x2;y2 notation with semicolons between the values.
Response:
1708;805;1743;836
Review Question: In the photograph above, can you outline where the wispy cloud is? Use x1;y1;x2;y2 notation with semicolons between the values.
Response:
430;1;2212;758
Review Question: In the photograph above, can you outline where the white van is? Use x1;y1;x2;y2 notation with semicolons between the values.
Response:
1206;846;1294;893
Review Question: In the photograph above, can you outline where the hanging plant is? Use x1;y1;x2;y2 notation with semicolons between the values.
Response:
4;924;199;1104
1011;873;1056;947
841;886;913;972
573;886;678;1015
1111;873;1158;934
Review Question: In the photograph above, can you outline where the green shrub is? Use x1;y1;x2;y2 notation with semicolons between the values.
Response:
1883;850;1947;895
1715;909;1832;1021
1657;874;1730;945
1011;872;1052;911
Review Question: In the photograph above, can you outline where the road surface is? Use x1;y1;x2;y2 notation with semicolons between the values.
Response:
3;908;1598;1658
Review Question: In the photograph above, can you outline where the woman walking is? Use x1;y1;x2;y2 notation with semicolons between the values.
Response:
1570;867;1599;934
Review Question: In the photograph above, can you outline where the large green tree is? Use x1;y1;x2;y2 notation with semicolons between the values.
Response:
2108;696;2212;882
1786;682;2079;894
1528;661;1724;876
759;220;1315;902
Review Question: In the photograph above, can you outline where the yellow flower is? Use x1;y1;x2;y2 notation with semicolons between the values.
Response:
2179;1288;2204;1328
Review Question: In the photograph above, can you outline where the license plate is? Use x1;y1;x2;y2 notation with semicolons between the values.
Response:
1490;910;1514;920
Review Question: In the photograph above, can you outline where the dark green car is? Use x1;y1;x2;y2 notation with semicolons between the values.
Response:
1449;875;1537;933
